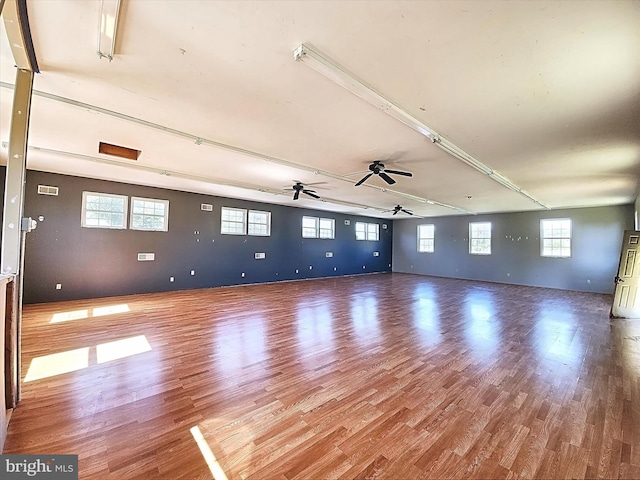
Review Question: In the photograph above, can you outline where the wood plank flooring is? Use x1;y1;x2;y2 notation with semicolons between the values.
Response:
3;273;640;479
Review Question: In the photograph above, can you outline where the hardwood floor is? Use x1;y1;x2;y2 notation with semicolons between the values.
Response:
3;273;640;479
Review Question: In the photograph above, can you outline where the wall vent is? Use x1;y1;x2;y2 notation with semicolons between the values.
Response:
37;185;59;196
99;142;141;161
201;203;213;211
137;253;155;261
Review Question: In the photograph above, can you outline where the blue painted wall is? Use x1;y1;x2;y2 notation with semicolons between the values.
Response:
392;205;632;294
22;170;392;303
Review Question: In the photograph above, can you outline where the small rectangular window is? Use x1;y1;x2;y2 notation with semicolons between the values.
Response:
302;216;319;238
418;224;435;252
302;216;335;239
221;207;247;235
131;197;169;231
248;210;271;236
319;218;335;239
356;222;379;241
469;222;491;255
82;192;127;229
541;218;571;257
367;223;379;241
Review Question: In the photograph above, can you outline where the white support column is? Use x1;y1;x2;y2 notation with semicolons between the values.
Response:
1;68;34;275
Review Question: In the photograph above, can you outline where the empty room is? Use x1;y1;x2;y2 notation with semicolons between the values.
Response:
1;1;639;479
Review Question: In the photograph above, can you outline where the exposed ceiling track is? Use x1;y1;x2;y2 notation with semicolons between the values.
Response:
9;144;388;215
293;43;550;210
97;0;121;61
0;81;470;214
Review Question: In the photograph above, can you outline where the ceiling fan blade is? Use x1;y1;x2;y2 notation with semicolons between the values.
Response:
379;172;396;185
305;181;329;187
293;190;300;200
392;210;398;215
355;173;373;186
304;190;320;199
384;169;412;177
403;209;413;215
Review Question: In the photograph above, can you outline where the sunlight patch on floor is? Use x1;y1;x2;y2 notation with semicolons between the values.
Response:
50;304;130;323
97;335;152;363
93;304;131;317
24;335;152;382
50;309;89;323
24;347;90;382
190;425;229;480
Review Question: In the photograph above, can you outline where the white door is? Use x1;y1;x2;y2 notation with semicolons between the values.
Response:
612;230;640;318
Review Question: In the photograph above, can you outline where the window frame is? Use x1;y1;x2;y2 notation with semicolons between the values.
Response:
248;210;271;237
367;223;380;241
319;218;335;239
302;216;319;238
417;224;435;253
540;218;572;258
221;206;247;235
302;216;335;239
130;196;170;232
81;191;128;230
469;221;492;255
355;221;379;241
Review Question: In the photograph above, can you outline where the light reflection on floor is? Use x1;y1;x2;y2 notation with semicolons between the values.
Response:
534;306;584;369
463;289;500;353
411;297;442;347
350;295;380;344
296;304;334;353
214;315;266;385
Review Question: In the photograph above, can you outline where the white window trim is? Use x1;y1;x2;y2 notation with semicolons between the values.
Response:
540;218;572;258
81;191;128;229
130;196;170;232
417;224;435;253
469;222;492;255
248;210;271;237
221;206;247;235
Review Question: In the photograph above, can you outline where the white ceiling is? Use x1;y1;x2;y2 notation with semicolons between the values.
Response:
1;0;639;218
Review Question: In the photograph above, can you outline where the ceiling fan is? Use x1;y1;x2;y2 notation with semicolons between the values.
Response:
355;160;413;186
392;205;413;215
286;181;321;200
